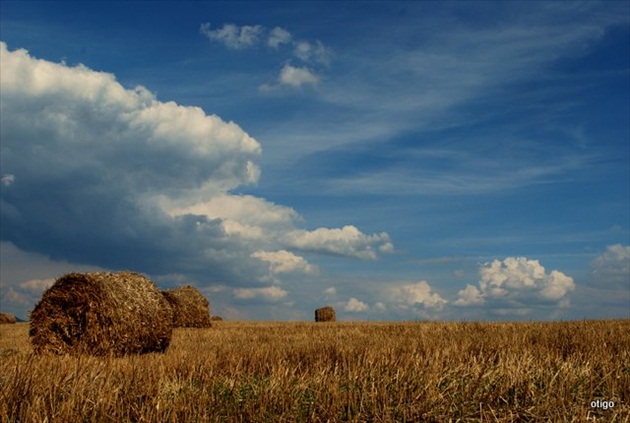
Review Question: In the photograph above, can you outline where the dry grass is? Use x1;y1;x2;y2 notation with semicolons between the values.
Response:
1;320;629;422
29;272;173;356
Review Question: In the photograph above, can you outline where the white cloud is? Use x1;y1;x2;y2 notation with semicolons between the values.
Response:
1;174;15;186
389;281;447;310
268;27;292;48
293;40;332;65
279;64;319;88
344;297;369;312
200;23;263;50
282;225;392;260
0;42;391;302
251;250;318;274
453;284;484;306
455;257;575;310
590;244;630;289
323;287;337;297
233;285;288;301
19;278;55;293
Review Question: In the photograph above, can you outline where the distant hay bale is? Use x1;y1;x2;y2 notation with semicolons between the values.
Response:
315;306;336;322
0;312;17;324
161;285;212;328
211;315;223;321
29;271;173;356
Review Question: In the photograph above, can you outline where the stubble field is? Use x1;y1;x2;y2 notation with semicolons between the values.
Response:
1;319;629;422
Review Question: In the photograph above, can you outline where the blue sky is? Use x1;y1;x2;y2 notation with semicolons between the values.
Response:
1;1;628;321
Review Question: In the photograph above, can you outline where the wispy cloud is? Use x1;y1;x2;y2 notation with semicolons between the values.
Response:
590;244;630;289
233;285;288;301
200;22;331;90
199;23;263;50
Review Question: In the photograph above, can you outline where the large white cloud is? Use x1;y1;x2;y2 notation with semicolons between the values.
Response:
455;257;575;309
0;42;391;313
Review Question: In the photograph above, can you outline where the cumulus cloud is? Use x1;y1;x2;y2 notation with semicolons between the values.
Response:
453;284;484;306
590;244;630;289
389;281;447;310
283;225;393;260
0;42;391;316
233;285;288;301
200;23;263;50
0;42;264;275
251;250;318;275
455;257;575;310
344;297;369;312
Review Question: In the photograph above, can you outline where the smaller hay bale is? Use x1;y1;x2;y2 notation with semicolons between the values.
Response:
29;271;173;356
0;312;17;324
161;285;212;328
315;306;336;322
211;315;223;321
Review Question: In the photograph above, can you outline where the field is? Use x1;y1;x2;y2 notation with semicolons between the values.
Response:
1;320;629;422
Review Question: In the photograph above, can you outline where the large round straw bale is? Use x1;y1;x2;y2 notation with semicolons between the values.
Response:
0;312;17;324
161;285;212;328
315;306;336;322
29;271;173;356
211;315;223;321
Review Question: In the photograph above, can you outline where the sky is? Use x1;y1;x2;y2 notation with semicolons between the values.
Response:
1;1;628;322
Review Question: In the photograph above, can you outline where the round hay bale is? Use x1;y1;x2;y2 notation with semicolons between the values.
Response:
29;271;173;356
161;285;212;328
0;312;17;324
315;306;336;322
210;315;223;321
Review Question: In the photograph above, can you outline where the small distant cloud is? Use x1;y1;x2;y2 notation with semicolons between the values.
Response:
251;249;318;275
260;64;321;91
1;174;15;186
200;22;332;91
200;23;263;50
344;297;369;312
389;280;447;310
453;284;484;306
268;26;292;48
282;225;393;260
590;244;630;289
20;278;55;293
323;287;337;297
374;301;386;312
279;64;319;88
294;40;332;66
233;285;288;301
